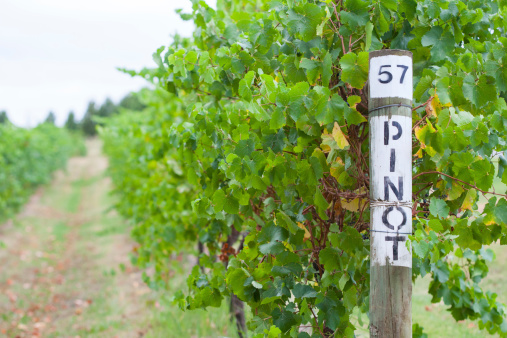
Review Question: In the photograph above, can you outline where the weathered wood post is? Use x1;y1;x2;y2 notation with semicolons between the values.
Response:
368;50;413;337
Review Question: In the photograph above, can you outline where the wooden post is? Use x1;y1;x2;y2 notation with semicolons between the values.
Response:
368;50;413;337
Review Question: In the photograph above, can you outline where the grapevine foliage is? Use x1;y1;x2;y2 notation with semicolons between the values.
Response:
0;123;85;219
102;0;507;336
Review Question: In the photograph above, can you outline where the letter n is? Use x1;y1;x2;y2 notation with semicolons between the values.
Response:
384;176;403;200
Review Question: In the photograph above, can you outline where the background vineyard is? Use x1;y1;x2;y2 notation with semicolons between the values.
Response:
0;122;85;221
2;0;507;337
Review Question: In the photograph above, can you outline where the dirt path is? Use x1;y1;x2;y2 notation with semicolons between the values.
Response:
0;139;154;338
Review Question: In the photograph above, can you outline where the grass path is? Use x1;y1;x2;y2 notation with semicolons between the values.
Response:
0;139;234;338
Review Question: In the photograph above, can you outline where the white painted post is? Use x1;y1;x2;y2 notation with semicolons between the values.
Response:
368;50;413;337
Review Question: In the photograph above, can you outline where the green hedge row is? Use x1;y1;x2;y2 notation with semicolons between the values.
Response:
0;123;85;219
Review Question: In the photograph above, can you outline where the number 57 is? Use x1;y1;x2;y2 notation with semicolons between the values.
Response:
378;65;409;84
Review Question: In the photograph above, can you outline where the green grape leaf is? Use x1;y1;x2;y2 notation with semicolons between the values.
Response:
309;156;324;180
322;52;332;87
213;189;226;212
454;221;482;250
263;129;286;153
224;195;239;214
339;52;369;89
236;139;255;158
343;286;357;308
272;308;299;333
277;211;300;234
463;74;497;108
239;79;253;101
429;198;449;219
314;187;329;220
293;284;318;299
287;4;324;42
421;27;455;62
319;248;341;271
413;240;430;259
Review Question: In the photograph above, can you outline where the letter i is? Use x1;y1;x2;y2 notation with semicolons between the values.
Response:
390;149;395;172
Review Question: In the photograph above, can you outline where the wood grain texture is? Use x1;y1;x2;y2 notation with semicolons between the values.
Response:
370;265;412;337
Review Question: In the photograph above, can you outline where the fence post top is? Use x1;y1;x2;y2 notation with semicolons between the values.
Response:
369;49;413;59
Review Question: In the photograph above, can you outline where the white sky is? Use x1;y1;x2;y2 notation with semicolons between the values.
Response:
0;0;213;127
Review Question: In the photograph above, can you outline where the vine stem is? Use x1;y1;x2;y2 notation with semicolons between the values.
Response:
412;114;428;131
351;33;366;47
412;96;434;131
412;96;433;111
413;171;507;198
330;2;347;56
308;304;325;337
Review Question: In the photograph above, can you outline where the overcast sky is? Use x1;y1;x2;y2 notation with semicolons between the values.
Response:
0;0;213;127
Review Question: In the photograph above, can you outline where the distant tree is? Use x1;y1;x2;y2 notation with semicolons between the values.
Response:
44;111;56;125
0;111;9;124
80;94;145;136
118;93;146;111
97;98;117;117
81;102;98;136
64;111;78;130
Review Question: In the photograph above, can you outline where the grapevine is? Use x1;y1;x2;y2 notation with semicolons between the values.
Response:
102;0;507;336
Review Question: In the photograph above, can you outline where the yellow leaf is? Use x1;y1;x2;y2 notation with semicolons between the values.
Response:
425;145;437;157
447;181;464;201
320;134;334;153
461;189;477;211
435;180;446;191
332;122;349;149
426;95;441;118
414;126;425;144
282;241;294;252
312;147;328;169
415;123;436;144
484;214;496;225
341;187;367;212
297;222;311;241
342;198;360;212
347;95;361;109
426;120;436;132
414;124;437;157
148;160;158;170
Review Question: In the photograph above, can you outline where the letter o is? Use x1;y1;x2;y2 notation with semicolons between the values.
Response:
382;206;407;230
